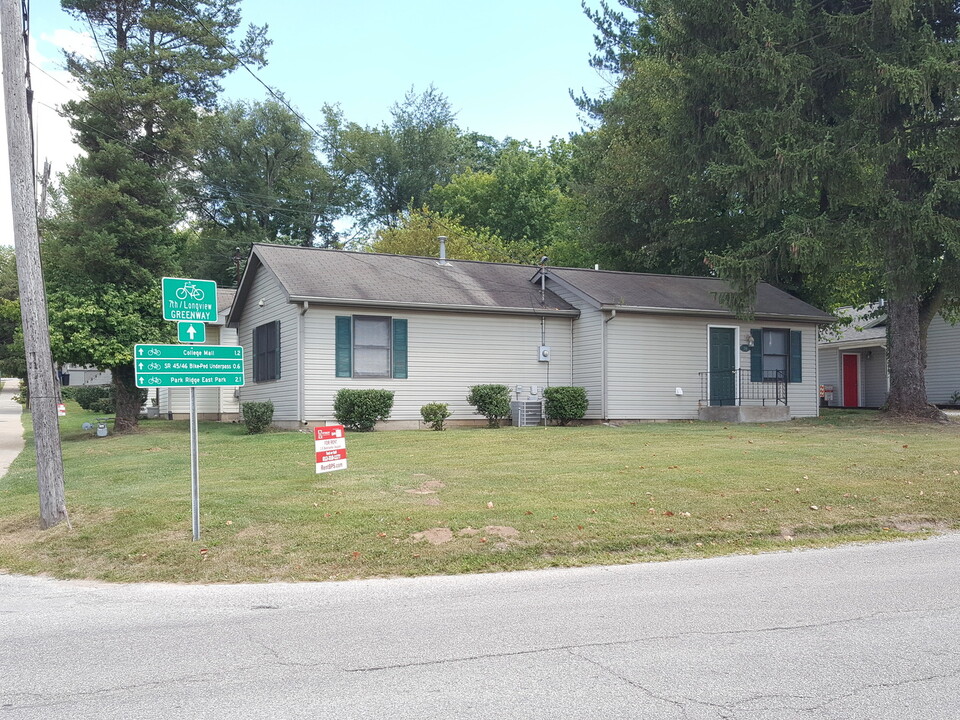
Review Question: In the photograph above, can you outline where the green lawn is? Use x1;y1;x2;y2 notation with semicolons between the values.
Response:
1;404;958;583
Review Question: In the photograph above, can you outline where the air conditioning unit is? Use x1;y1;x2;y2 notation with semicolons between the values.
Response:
511;400;543;427
538;345;551;362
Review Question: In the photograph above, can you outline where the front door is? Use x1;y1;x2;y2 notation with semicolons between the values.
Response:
709;327;737;406
842;353;860;407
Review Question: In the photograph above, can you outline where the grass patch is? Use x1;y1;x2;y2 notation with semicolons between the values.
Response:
1;407;958;582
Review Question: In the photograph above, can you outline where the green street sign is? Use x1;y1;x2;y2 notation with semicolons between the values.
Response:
178;321;206;343
134;344;244;388
162;277;218;322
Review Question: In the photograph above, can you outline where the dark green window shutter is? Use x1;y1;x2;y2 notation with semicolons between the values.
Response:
750;329;763;382
335;316;352;377
392;318;408;379
790;330;802;383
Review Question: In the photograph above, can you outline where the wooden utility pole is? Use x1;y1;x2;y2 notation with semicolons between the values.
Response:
1;0;67;528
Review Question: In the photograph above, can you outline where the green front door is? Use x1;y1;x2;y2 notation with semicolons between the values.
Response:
709;327;736;406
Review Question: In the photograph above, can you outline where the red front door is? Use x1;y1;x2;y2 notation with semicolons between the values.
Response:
842;354;859;407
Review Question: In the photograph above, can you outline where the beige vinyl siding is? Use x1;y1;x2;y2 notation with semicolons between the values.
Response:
605;314;706;420
780;325;819;417
548;283;603;419
862;351;888;407
235;266;300;420
605;316;820;420
818;346;840;407
302;306;574;422
923;315;960;404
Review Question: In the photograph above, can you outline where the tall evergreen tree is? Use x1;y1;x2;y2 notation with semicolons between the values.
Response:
584;0;960;419
44;0;268;431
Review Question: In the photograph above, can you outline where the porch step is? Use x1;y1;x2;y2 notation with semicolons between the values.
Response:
698;405;791;423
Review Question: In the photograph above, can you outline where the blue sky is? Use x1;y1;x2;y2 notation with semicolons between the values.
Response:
32;0;608;149
2;0;610;241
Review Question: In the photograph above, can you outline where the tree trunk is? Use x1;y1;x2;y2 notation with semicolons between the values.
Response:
112;364;142;433
883;296;946;421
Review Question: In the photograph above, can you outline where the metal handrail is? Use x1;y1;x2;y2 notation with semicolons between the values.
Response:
699;369;788;406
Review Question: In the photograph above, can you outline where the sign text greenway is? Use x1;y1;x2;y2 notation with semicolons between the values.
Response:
162;277;218;322
134;344;244;388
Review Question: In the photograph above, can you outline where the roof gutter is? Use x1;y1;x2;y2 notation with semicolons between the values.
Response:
820;338;887;351
289;296;580;318
598;304;835;324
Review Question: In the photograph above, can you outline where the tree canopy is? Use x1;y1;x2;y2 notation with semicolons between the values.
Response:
182;99;352;285
582;0;960;418
322;86;470;228
44;0;269;431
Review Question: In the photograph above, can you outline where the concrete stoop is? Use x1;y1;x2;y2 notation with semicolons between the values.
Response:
698;405;791;423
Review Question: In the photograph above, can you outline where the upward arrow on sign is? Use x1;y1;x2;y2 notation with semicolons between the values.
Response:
177;322;206;344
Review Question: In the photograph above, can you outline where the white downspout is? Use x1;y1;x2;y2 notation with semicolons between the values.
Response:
298;301;308;425
603;309;617;420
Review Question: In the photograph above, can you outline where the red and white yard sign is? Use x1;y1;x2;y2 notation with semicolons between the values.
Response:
315;424;347;473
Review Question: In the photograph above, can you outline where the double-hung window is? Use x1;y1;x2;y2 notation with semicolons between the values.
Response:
750;328;802;383
336;315;408;379
761;329;789;380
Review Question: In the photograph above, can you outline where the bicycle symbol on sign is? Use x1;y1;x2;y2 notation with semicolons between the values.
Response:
175;281;205;301
148;348;161;356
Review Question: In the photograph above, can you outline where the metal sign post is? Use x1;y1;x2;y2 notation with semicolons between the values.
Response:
136;277;239;540
190;386;200;541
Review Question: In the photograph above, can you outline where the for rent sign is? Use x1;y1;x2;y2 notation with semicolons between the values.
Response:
315;424;347;473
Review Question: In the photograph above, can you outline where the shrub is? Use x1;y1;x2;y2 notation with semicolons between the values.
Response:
466;384;511;428
241;400;274;434
333;389;394;431
70;385;114;413
543;386;588;426
420;402;451;431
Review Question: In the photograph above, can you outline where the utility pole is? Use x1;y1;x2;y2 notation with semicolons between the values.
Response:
1;0;67;529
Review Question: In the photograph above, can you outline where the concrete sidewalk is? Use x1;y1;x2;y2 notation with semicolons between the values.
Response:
0;378;25;475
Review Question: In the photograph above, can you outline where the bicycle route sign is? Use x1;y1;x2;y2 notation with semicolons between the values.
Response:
134;344;244;388
161;277;218;322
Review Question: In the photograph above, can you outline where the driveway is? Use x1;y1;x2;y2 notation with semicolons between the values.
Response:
2;533;958;719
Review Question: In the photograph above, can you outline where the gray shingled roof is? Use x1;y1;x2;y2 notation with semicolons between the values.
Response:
545;267;834;322
819;305;887;345
216;287;236;314
233;245;577;319
229;245;833;324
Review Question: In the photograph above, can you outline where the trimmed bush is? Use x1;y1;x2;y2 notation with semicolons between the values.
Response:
333;389;394;431
420;402;451;431
543;386;588;426
70;385;114;414
241;400;274;434
466;384;511;428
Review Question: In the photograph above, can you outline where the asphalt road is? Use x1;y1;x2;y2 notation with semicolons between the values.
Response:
2;533;958;719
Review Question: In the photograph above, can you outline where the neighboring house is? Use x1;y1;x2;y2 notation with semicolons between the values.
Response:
818;305;960;408
226;244;834;428
60;365;111;387
157;287;241;421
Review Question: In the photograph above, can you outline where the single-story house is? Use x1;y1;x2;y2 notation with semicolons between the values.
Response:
818;305;960;408
226;244;834;428
157;287;241;421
